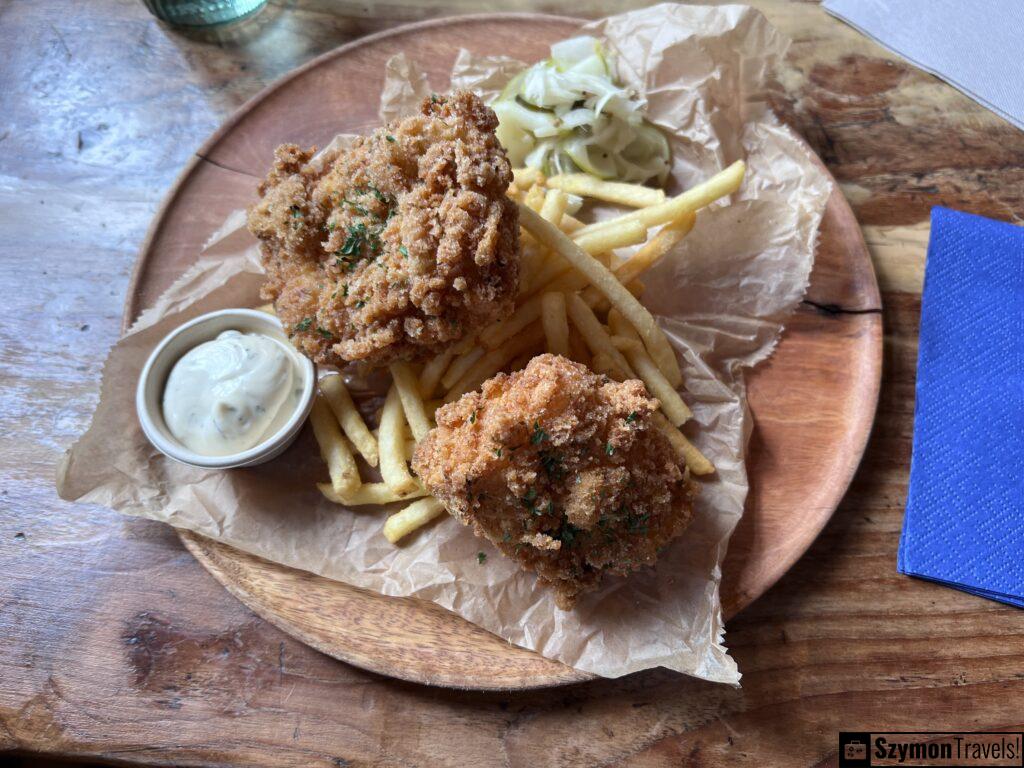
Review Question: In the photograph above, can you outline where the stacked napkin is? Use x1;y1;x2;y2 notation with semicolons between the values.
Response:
899;207;1024;606
824;0;1024;131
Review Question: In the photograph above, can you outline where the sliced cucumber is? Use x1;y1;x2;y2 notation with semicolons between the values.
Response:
490;36;670;185
550;36;600;69
565;138;616;180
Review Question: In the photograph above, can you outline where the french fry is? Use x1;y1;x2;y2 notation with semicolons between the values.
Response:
512;167;545;188
588;220;692;392
565;293;635;381
383;497;447;544
611;213;696;288
518;242;545;295
539;188;568;226
379;385;419;495
611;335;692;426
524;183;546;212
452;332;479;355
420;349;455;398
507;349;539;373
389;362;433;442
518;203;682;393
309;398;360;495
568;327;591;366
527;253;572;294
603;291;681;388
405;437;417;460
319;374;379;467
606;309;638;342
256;303;276;315
571;160;745;239
591;352;622;380
642;323;681;387
607;308;638;340
652;412;714;476
441;347;484;389
572;219;648;255
525;219;646;298
318;481;428;506
480;295;543;350
540;292;571;357
444;324;544;402
547;267;647;307
546;173;666;207
560;212;585;233
543;268;589;296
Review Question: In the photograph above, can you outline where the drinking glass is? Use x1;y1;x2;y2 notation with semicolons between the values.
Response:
141;0;267;27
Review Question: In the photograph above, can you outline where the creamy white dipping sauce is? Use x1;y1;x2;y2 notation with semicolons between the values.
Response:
162;330;299;457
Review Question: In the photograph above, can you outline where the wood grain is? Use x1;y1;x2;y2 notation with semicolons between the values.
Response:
4;0;1024;765
124;13;880;690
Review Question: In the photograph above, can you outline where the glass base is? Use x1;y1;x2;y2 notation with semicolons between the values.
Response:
142;0;268;27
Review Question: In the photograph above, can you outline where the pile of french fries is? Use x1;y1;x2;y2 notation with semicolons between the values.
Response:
298;159;746;545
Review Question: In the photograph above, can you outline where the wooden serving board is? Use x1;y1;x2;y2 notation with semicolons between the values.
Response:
127;14;882;690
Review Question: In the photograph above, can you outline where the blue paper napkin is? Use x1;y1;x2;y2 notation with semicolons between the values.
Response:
899;207;1024;607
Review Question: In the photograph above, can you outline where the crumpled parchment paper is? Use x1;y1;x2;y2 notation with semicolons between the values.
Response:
57;4;831;683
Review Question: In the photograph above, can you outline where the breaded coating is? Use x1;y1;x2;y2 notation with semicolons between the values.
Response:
247;91;519;368
413;354;696;609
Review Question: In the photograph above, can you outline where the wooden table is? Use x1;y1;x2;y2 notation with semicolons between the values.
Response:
3;1;1023;765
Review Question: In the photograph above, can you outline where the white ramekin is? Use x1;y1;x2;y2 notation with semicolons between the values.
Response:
135;308;316;469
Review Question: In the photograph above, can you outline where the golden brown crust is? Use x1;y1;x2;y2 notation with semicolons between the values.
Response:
246;91;519;368
412;354;696;609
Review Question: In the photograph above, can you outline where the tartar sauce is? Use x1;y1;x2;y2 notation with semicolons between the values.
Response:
162;330;298;456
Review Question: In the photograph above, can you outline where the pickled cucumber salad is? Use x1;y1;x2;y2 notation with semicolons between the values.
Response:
492;36;670;185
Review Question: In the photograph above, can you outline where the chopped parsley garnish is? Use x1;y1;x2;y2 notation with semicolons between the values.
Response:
625;411;638;423
335;254;357;271
558;523;581;547
289;205;302;218
493;446;503;458
539;449;563;479
469;409;478;424
476;552;487;565
340;223;368;255
355;300;366;309
342;284;349;297
316;326;333;338
530;421;548;445
605;443;615;456
399;245;409;258
626;511;651;534
521;487;540;515
295;317;313;332
353;184;393;207
386;134;396;143
342;198;369;216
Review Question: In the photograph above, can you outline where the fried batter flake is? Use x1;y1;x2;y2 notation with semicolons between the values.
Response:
247;91;519;367
413;354;697;609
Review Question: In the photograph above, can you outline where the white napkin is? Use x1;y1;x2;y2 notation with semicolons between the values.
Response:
824;0;1024;131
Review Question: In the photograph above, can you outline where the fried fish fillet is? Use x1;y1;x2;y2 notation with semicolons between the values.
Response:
247;90;519;368
413;354;696;608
